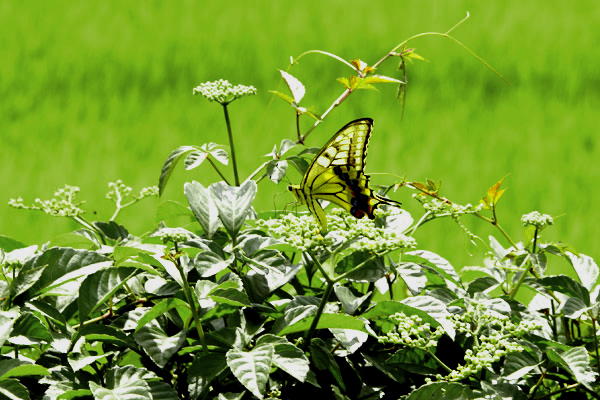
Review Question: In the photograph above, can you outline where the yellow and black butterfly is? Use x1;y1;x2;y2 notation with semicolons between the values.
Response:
288;118;400;230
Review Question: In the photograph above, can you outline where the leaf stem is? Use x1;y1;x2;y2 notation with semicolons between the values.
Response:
222;104;240;186
304;280;335;345
207;157;231;185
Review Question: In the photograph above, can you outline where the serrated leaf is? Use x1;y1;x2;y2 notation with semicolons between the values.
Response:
226;344;274;399
68;352;113;372
187;353;228;398
547;346;598;389
279;70;305;104
79;324;138;349
133;319;186;368
396;262;427;295
159;145;196;196
336;77;350;89
210;181;257;239
184;181;222;238
404;250;461;288
78;268;139;324
467;276;500;295
193;244;234;278
184;150;208;170
147;381;179;400
502;351;542;381
330;329;369;355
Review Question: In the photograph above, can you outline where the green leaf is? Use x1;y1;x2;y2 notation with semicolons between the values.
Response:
89;366;154;400
279;70;305;104
158;145;196;196
333;285;370;315
10;311;53;343
330;329;369;355
93;221;129;241
547;346;598;389
20;247;111;298
397;262;427;295
210;288;250;307
334;250;386;282
402;296;455;339
147;381;179;400
278;312;370;336
133;319;186;368
79;324;138;349
183;150;207;170
210;180;257;239
502;351;542;381
270;90;295;105
403;250;462;288
309;338;344;391
192;241;234;278
188;353;228;397
226;344;274;399
566;252;599;292
57;389;92;400
266;160;288;184
467;276;500;295
0;309;20;349
78;267;139;324
560;296;596;319
68;352;113;372
135;298;190;333
406;382;478;400
0;236;27;252
0;360;49;379
184;181;221;238
0;379;30;400
538;275;590;306
256;334;309;382
10;264;47;299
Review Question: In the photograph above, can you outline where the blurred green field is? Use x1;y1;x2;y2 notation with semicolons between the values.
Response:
2;1;598;269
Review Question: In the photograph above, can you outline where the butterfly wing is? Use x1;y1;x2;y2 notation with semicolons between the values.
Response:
289;118;400;229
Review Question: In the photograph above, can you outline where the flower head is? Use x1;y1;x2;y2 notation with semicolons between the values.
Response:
193;79;257;105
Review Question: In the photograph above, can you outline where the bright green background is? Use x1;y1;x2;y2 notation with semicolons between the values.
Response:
2;1;598;268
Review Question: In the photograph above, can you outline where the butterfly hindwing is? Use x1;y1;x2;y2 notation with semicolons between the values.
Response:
288;118;400;230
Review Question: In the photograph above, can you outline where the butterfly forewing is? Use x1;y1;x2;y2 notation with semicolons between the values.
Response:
288;118;400;230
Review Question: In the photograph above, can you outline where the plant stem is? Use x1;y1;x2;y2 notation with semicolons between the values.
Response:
304;281;335;345
508;254;531;301
426;349;453;373
173;244;208;355
298;89;350;144
222;103;240;186
207;157;231;185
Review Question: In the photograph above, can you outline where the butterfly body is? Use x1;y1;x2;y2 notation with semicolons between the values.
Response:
288;118;400;230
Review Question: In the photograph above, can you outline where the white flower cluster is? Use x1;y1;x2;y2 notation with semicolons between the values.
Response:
521;211;553;229
378;312;444;350
258;210;416;254
9;185;85;217
152;227;193;244
193;79;257;104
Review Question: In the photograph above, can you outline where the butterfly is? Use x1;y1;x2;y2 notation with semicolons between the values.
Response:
288;118;400;230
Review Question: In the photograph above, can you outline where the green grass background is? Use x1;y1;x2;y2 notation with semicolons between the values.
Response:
2;1;598;269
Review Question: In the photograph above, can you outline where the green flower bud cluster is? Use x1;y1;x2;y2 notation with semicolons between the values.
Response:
413;195;483;217
258;210;416;253
193;79;257;105
377;312;444;350
154;227;193;245
521;211;553;228
8;185;85;217
106;180;158;203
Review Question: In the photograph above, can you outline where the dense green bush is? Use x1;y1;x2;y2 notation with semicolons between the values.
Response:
1;22;598;400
